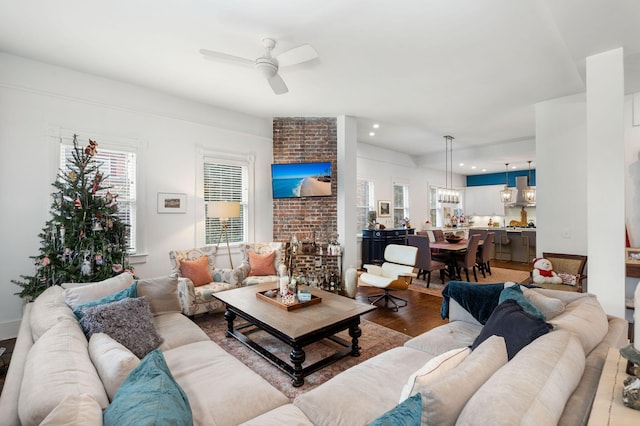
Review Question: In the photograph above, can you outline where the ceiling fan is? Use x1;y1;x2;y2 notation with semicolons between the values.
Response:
199;37;318;95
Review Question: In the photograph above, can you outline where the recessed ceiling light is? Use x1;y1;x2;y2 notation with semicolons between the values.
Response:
471;166;476;170
369;132;375;136
482;169;487;172
459;162;464;166
373;124;379;129
511;165;517;169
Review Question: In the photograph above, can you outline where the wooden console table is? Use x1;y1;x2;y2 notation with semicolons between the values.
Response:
588;347;640;425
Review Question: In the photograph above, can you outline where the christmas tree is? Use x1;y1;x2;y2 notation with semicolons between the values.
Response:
13;135;133;300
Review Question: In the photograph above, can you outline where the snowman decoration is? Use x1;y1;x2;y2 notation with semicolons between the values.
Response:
81;250;92;276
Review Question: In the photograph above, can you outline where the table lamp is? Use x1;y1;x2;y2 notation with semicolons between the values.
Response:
207;201;241;268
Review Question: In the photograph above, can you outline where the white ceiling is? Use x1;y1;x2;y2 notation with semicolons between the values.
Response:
1;0;640;174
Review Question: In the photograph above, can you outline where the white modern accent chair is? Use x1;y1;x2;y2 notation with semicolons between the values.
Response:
360;244;418;311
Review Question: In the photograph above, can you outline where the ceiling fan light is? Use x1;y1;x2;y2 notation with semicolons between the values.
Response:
255;59;278;78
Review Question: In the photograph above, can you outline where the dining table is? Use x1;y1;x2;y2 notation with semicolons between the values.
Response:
430;239;483;281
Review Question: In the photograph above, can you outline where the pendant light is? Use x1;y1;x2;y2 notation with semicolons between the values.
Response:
522;160;536;203
437;135;459;204
500;163;513;203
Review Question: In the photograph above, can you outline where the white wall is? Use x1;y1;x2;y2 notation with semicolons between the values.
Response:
0;53;274;339
536;86;640;319
535;93;588;257
586;49;625;318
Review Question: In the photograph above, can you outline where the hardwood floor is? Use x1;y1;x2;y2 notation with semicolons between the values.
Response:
357;259;531;337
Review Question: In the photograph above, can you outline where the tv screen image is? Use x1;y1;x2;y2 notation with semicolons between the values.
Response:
271;162;332;198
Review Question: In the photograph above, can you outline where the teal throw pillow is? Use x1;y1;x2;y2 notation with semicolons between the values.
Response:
498;285;546;321
367;393;422;426
103;349;193;426
73;281;138;320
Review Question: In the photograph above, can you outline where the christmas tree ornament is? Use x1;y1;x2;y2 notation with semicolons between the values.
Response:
105;191;113;205
68;170;77;182
40;255;50;267
95;253;103;266
81;250;92;276
112;264;123;273
74;195;82;209
84;139;98;156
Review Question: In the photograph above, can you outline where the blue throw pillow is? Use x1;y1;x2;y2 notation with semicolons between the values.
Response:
103;349;192;426
367;393;422;426
471;299;552;360
73;281;138;320
498;285;546;321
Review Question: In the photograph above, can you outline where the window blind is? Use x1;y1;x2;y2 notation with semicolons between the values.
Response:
203;160;248;244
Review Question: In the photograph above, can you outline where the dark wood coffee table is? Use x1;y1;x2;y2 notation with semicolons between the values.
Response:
213;282;376;387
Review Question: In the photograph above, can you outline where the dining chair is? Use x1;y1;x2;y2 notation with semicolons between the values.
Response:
407;235;447;287
476;232;494;278
468;229;487;240
432;229;445;242
454;234;482;282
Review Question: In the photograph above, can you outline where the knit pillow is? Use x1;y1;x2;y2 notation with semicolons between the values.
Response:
248;251;277;276
79;297;163;358
179;256;213;286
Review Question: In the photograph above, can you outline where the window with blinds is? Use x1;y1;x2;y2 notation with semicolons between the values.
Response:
204;159;248;244
356;178;374;231
393;182;410;227
60;142;137;252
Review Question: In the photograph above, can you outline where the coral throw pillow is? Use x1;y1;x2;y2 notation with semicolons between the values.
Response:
179;256;213;286
248;251;277;276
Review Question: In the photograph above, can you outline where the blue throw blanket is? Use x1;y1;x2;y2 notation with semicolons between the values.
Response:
441;281;540;325
440;281;506;325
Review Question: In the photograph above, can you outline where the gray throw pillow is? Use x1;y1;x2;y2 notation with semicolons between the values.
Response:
79;297;163;358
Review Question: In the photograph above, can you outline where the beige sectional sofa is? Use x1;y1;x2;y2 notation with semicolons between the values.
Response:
0;276;628;425
0;273;289;425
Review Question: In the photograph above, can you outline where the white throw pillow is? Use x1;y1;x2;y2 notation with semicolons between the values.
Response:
30;285;77;342
399;347;470;402
40;393;103;426
64;272;135;308
88;333;140;401
521;287;566;320
19;318;108;425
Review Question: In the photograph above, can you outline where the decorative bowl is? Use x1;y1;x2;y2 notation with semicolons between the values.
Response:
445;235;463;243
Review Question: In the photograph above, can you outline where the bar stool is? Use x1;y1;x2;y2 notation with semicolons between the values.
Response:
521;230;536;264
493;229;512;261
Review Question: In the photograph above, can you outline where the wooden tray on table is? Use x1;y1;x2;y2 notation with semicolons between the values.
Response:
256;289;322;311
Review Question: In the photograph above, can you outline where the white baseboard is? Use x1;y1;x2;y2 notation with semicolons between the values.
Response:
0;319;21;341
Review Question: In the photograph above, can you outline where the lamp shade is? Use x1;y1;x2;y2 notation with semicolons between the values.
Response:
207;201;240;220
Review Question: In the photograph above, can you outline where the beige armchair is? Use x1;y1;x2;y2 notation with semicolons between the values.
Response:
238;242;288;286
169;246;243;316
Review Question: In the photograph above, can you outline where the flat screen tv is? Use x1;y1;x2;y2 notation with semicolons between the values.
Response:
271;162;332;198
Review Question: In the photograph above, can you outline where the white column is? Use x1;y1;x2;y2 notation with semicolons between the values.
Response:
586;48;625;318
337;115;358;272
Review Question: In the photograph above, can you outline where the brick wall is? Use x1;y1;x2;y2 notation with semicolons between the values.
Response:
272;117;337;246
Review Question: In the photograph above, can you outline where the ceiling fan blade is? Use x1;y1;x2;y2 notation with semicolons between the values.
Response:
276;44;318;67
268;73;288;95
199;49;254;67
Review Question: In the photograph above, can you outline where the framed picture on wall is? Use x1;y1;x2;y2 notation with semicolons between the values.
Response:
626;247;640;264
377;200;391;217
157;193;187;214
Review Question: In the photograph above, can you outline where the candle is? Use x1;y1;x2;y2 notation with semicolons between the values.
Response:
635;281;640;351
279;276;289;296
